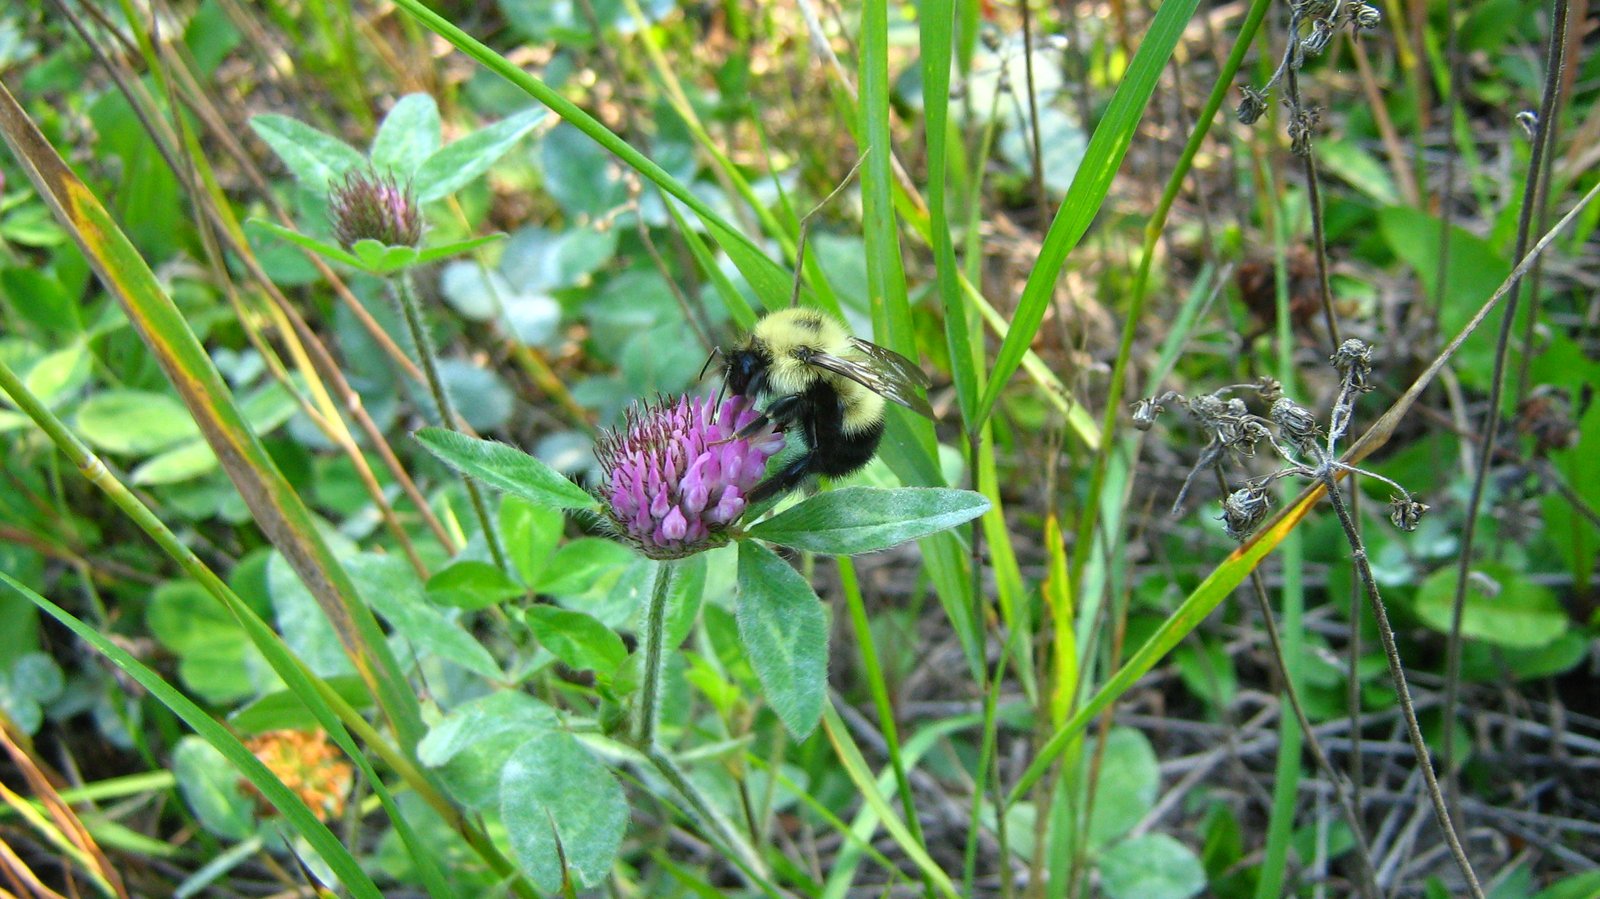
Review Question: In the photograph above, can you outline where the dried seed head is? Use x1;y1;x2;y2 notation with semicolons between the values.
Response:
1302;18;1334;55
1255;376;1283;402
1187;393;1227;428
1516;110;1540;139
1223;418;1271;457
1331;338;1375;392
328;169;422;249
595;395;785;559
1270;396;1322;453
1237;86;1269;125
1517;388;1578;455
1354;3;1382;29
1388;496;1429;532
1288;106;1321;157
1132;396;1167;430
1220;481;1274;540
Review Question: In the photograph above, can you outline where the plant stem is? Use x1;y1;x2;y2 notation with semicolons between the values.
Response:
1321;472;1484;898
393;270;509;572
1442;0;1570;819
634;561;675;747
643;746;774;885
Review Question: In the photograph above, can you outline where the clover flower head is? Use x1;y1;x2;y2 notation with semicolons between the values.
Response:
595;394;785;559
329;168;422;249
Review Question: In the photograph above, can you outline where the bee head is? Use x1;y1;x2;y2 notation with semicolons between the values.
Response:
722;343;770;397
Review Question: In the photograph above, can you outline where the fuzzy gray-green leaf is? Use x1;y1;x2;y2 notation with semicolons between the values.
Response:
736;541;827;738
747;487;990;555
415;427;597;512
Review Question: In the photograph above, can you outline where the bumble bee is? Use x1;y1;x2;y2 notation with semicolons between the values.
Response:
719;307;934;503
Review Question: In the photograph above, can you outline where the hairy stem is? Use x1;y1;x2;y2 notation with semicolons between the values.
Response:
634;561;675;747
394;271;509;571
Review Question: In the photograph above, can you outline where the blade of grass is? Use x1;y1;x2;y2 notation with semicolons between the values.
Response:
821;704;961;899
919;0;979;419
0;77;424;749
1009;487;1318;804
971;0;1205;432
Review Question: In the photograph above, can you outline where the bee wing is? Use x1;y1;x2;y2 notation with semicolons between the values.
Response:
807;343;936;419
849;339;933;388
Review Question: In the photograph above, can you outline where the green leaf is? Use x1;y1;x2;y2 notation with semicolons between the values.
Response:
173;737;258;841
369;94;442;179
146;580;260;704
427;559;524;610
1413;562;1567;649
245;218;365;268
415;427;598;512
75;389;199;454
23;342;90;407
747;487;990;555
736;541;828;738
524;605;627;678
1097;833;1206;899
229;675;374;735
1081;728;1159;847
501;496;565;586
248;114;366;189
500;731;628;893
418;691;557;810
535;538;636;599
414;107;546;203
347;555;501;678
411;233;506;267
132;439;217;484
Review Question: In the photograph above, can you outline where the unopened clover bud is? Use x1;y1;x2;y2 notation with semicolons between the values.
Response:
328;169;422;249
1221;482;1274;540
1389;496;1428;531
1237;86;1269;125
1270;396;1321;453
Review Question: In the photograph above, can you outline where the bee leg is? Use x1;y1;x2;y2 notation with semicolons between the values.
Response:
728;394;803;441
748;453;817;504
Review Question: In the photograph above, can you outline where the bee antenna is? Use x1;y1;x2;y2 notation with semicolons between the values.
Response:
697;347;722;383
790;149;872;309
